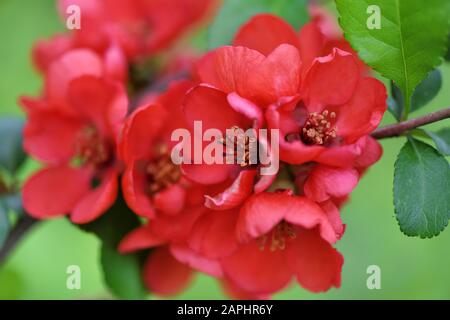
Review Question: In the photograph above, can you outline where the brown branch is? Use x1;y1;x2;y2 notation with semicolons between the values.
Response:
372;107;450;139
0;216;37;265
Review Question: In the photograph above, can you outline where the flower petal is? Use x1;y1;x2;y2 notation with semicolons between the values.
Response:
233;14;300;56
143;247;193;297
70;169;118;224
303;165;359;202
286;228;343;293
118;225;166;254
302;48;358;111
23;166;91;219
336;78;387;142
23;110;84;165
154;184;186;215
122;161;155;219
205;169;256;210
170;244;223;277
222;240;292;294
237;192;339;244
189;209;239;259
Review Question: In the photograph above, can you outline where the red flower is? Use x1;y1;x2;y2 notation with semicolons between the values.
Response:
58;0;214;60
21;49;127;224
120;80;210;218
188;191;344;294
191;14;386;165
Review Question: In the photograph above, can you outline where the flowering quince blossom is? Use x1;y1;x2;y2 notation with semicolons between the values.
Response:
118;82;268;299
170;13;387;295
18;1;392;298
21;49;128;224
182;14;387;210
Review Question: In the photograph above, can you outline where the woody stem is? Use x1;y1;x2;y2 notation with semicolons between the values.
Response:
0;216;37;265
372;107;450;140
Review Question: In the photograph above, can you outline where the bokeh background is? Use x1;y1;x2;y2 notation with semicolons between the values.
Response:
0;0;449;300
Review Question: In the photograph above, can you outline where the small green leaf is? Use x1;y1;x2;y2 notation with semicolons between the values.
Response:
336;0;449;119
394;138;450;238
390;70;443;120
0;117;26;174
100;243;146;300
387;96;401;121
0;201;10;247
425;128;450;156
208;0;309;49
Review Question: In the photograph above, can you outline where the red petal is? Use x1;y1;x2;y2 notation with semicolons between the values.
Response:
118;225;166;254
23;110;84;165
196;46;265;97
121;104;168;163
154;184;186;215
302;48;359;111
67;75;128;138
143;247;193;297
298;21;326;74
205;169;256;210
70;169;118;224
355;136;383;169
170;244;223;277
222;240;292;294
149;206;206;242
23;166;91;219
122;162;155;219
46;49;103;103
221;277;271;300
234;14;300;56
189;209;239;259
286;229;343;293
315;137;365;167
184;85;250;132
237;192;338;244
304;165;359;202
336;78;388;142
247;44;302;105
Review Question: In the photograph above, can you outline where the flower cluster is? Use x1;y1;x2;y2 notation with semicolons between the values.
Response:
21;1;387;299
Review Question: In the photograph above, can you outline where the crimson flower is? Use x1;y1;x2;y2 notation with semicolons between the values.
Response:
187;191;344;294
58;0;214;60
21;49;127;224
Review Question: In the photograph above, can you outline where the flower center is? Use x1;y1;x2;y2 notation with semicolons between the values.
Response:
220;126;257;167
301;110;337;145
258;221;297;252
75;127;112;167
146;144;181;194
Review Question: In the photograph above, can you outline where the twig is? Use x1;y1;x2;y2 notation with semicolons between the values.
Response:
372;107;450;139
0;216;37;265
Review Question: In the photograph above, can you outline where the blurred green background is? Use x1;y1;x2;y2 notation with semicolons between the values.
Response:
0;0;449;300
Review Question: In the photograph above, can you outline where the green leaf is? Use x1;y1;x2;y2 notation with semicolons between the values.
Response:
0;201;10;247
0;192;23;216
0;117;26;174
424;128;450;156
336;0;450;118
76;195;147;299
394;138;450;238
100;243;146;300
208;0;309;49
389;70;443;120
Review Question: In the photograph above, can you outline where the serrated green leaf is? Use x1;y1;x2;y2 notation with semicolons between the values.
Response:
208;0;309;49
336;0;450;118
100;243;146;300
0;201;10;247
0;117;26;174
425;128;450;156
394;138;450;238
390;70;443;120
